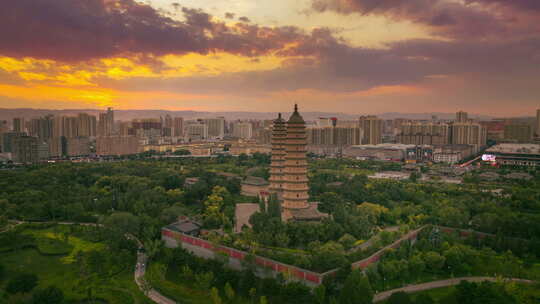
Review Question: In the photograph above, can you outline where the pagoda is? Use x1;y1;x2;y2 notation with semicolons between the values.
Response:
268;113;286;196
269;104;327;221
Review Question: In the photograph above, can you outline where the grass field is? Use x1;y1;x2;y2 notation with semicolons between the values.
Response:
0;225;153;304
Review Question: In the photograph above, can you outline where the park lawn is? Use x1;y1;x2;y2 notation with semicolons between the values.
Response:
1;248;152;304
1;225;153;304
21;226;105;263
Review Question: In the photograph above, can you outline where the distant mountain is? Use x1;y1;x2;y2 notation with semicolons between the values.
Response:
0;108;499;122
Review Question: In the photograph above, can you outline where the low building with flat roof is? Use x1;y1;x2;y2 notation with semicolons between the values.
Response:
241;176;269;197
164;219;201;236
484;143;540;167
368;171;410;180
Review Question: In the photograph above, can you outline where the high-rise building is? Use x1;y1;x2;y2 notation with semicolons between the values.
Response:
456;111;469;123
398;122;450;145
98;107;114;136
119;121;132;137
13;117;26;133
359;115;383;144
77;113;97;137
52;116;65;138
1;132;26;153
204;117;225;139
96;136;141;156
232;122;253;139
66;137;91;156
307;126;362;146
173;117;184;137
480;121;505;141
0;120;8;134
162;114;173;137
131;118;162;138
504;124;533;143
28;115;53;141
49;137;67;158
64;116;79;138
269;114;286;195
12;136;39;163
187;123;209;141
536;109;540;138
451;122;487;150
282;105;310;211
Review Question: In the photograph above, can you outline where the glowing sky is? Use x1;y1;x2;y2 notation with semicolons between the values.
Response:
1;0;539;115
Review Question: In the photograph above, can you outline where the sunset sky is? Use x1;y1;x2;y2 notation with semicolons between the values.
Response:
1;0;539;115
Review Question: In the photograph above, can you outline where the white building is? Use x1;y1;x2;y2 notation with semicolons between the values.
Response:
187;123;209;141
233;122;253;139
204;117;225;139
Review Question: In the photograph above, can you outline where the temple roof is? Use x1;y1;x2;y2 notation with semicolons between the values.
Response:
273;113;285;124
283;202;329;221
288;104;305;124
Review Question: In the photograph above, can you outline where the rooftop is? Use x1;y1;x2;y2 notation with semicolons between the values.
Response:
349;144;419;150
166;220;201;234
242;176;269;186
486;143;540;155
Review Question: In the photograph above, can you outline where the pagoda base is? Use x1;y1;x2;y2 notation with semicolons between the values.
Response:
281;202;329;222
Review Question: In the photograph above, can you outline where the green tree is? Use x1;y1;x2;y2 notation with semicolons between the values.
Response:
338;234;356;250
415;294;435;304
338;270;373;304
195;272;214;290
144;239;163;261
224;282;235;302
267;194;281;219
424;251;445;272
387;291;412;304
6;273;38;294
31;286;64;304
314;284;326;304
409;254;426;277
103;212;140;235
319;192;344;214
211;287;222;304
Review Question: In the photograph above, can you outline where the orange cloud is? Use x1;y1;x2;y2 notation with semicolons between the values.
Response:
0;84;117;107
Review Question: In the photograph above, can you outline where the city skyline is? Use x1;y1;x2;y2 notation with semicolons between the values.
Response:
1;0;540;115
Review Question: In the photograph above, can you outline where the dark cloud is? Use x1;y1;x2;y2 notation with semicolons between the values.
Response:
225;12;235;19
466;0;540;11
0;0;314;62
311;0;540;40
239;16;251;23
99;35;540;96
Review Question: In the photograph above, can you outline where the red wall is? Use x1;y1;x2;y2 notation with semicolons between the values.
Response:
162;229;322;284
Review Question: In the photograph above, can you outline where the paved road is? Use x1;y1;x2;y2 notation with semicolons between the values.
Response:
128;233;176;304
134;250;177;304
373;276;536;302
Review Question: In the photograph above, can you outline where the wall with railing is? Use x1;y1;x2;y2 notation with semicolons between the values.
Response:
162;225;507;286
162;228;324;285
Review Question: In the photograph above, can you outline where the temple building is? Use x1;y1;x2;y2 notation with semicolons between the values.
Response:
270;105;328;221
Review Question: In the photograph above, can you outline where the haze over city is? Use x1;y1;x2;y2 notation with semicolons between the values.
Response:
1;0;539;115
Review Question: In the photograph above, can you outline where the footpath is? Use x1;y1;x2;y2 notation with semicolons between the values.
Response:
373;276;536;302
